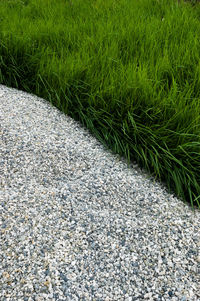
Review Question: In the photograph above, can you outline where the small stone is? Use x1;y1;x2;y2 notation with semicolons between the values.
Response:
144;293;152;299
44;280;50;287
3;272;10;278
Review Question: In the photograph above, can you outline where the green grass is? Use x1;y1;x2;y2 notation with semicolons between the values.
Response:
0;0;200;209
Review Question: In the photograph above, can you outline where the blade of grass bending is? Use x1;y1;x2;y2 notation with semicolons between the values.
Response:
127;111;137;130
193;195;200;209
140;147;149;171
189;188;194;209
148;147;161;179
158;144;190;172
113;133;125;154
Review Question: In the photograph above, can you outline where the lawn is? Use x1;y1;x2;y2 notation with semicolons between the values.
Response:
0;0;200;208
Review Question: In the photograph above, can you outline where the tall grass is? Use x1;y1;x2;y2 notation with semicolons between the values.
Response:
0;0;200;208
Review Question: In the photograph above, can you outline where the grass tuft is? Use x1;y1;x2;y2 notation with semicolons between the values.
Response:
1;0;200;209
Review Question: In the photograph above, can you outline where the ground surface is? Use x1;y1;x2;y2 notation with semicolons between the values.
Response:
0;85;200;301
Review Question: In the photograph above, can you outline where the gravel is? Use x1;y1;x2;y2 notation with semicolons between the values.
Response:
0;84;200;301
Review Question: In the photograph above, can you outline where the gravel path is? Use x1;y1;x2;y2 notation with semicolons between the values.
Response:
0;84;200;301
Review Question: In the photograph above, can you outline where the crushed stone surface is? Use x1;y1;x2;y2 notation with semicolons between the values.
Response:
0;84;200;301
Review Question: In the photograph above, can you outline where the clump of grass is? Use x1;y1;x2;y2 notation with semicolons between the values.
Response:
0;0;200;208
